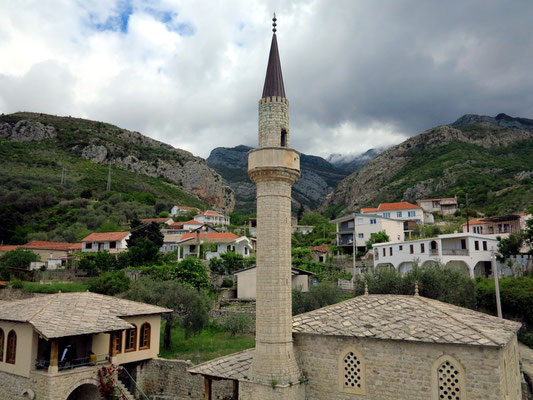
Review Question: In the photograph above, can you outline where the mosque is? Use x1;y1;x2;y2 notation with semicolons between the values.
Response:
189;16;523;400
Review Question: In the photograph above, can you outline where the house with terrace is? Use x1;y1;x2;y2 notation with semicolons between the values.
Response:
0;291;170;400
81;232;130;253
462;213;531;237
417;196;458;216
177;232;252;260
361;201;434;226
194;210;230;227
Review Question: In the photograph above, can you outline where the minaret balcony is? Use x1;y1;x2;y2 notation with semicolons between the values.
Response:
248;147;300;172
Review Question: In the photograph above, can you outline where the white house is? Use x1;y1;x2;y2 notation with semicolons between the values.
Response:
234;266;313;300
372;233;506;277
194;210;230;226
417;197;458;216
177;232;252;260
361;201;433;225
81;232;130;253
330;213;405;253
170;205;200;217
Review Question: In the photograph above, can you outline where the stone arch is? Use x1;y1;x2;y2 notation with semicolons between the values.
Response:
398;262;415;275
431;355;466;400
65;378;100;400
445;261;471;277
375;263;395;270
422;260;440;268
474;260;492;278
338;346;366;395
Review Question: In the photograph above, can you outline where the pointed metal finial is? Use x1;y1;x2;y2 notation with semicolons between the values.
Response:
272;13;277;33
414;281;419;297
364;281;369;296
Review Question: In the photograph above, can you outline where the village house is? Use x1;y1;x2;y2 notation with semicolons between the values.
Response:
1;241;82;270
139;217;174;226
331;213;405;254
177;232;252;260
0;292;170;400
170;205;200;217
309;244;330;263
372;233;505;277
194;210;230;227
361;201;434;225
462;213;531;236
417;196;459;215
161;221;218;235
234;266;313;300
81;232;130;253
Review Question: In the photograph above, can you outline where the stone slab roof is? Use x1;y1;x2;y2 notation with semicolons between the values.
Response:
0;292;171;339
188;348;254;380
292;294;521;347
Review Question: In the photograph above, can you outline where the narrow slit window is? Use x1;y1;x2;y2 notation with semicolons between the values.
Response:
281;129;287;147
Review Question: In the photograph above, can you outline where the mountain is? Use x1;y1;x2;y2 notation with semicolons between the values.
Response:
206;145;350;212
320;114;533;216
0;112;234;243
327;148;383;174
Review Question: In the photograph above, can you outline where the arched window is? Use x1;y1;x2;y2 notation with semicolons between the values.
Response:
432;355;466;400
0;328;4;362
338;347;366;395
6;330;17;364
125;324;137;352
139;323;151;350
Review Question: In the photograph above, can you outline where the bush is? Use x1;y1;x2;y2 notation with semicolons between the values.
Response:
88;270;130;295
292;281;344;315
221;278;234;288
222;312;252;336
0;249;39;269
10;279;23;289
173;258;210;289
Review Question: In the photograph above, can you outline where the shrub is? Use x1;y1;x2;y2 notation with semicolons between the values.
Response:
222;312;253;336
292;281;344;315
173;258;210;289
10;279;23;289
0;249;39;269
88;271;130;295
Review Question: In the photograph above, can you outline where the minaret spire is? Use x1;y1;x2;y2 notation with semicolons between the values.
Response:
262;14;286;99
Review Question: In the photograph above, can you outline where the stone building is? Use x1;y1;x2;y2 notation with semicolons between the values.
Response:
0;292;170;400
188;16;523;400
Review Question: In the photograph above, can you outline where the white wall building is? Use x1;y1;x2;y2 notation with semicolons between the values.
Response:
177;232;252;260
170;205;200;216
331;213;405;253
194;210;230;226
81;232;130;253
362;201;433;225
372;233;506;277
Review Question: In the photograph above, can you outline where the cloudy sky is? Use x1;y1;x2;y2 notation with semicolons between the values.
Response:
1;1;532;159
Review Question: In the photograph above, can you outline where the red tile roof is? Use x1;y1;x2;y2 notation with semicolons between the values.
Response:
140;218;173;224
377;202;421;211
20;241;74;251
82;232;130;242
181;232;239;241
361;207;378;213
183;220;203;225
169;222;184;228
69;243;83;251
309;244;331;253
175;205;199;210
0;245;18;252
197;210;223;217
461;219;485;226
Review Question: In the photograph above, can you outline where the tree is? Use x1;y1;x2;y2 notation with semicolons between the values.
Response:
299;212;328;226
497;232;524;262
88;270;130;295
365;231;390;250
127;278;212;348
127;220;164;248
119;237;161;267
0;249;39;269
173;258;210;289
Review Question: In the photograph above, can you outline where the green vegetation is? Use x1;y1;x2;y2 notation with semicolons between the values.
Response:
0;249;39;269
365;232;390;250
292;281;347;315
292;247;351;282
158;322;255;363
221;312;253;336
19;281;89;293
88;270;130;295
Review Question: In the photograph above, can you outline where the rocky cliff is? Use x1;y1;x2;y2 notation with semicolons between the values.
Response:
206;145;350;212
320;114;533;216
0;112;234;212
327;148;383;174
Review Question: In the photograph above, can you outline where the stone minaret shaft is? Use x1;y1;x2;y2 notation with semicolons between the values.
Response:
248;23;302;384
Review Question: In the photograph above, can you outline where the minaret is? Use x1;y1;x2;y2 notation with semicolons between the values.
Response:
245;15;303;396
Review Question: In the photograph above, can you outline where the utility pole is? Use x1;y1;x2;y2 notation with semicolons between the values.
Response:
352;220;356;286
465;193;470;233
491;247;503;318
106;164;111;191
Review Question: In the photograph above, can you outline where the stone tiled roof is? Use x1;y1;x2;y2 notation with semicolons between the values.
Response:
188;348;254;380
292;294;521;347
0;292;171;339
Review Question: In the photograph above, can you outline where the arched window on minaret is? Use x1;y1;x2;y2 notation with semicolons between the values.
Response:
281;129;287;147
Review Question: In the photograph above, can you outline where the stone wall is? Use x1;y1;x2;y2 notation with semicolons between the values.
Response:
294;333;521;400
137;358;233;400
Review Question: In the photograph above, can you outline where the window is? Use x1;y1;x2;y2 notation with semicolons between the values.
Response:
109;241;116;249
383;212;391;218
483;241;487;251
85;242;92;250
358;233;364;239
281;129;287;147
382;248;386;256
190;245;196;252
461;239;466;249
227;245;232;252
339;347;366;394
110;331;122;354
139;323;151;349
244;247;248;255
389;247;393;256
0;328;3;362
356;218;364;225
399;245;403;251
6;330;16;364
410;244;414;254
125;325;137;352
421;243;425;253
474;241;479;251
408;211;416;217
433;356;465;400
370;219;377;225
397;211;402;217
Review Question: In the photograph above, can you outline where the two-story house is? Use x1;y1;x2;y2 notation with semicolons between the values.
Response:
170;205;200;217
330;213;405;254
0;292;170;400
81;232;130;253
462;213;530;237
417;197;458;216
361;202;433;227
177;232;252;260
372;233;504;277
194;210;230;227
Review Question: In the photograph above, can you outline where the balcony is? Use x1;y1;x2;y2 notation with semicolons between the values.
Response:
429;249;439;256
442;249;469;256
35;354;110;372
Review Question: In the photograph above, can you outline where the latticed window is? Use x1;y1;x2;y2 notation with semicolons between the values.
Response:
125;324;137;352
110;331;122;354
6;330;17;364
0;328;4;362
140;323;151;349
436;358;464;400
339;347;366;394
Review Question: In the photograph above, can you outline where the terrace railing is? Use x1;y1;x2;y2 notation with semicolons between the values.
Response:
442;249;469;256
35;354;109;371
